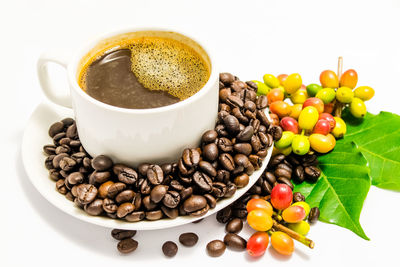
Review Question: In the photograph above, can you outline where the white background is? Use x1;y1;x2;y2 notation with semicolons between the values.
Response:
1;0;400;266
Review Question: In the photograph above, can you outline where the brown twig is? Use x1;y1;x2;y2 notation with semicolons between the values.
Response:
334;56;344;117
272;220;315;249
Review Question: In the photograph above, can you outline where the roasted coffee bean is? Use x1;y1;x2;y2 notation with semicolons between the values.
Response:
256;95;268;110
217;137;233;153
223;115;240;135
202;130;218;144
74;197;84;209
138;163;150;176
251;135;262;152
233;143;252;156
49;122;64;137
66;172;84;185
183;195;207;213
232;107;249;124
90;171;111;184
190;204;209;217
204;194;217;209
250;119;261;133
43;144;57;155
65;192;74;201
179;187;193;201
258;125;267;133
305;166;321;182
225;218;243;234
59;157;76;171
147;165;164;185
230;80;247;92
117;202;135;218
66;124;78;139
277;163;292;173
274;168;292;179
98;181;114;199
219;87;231;102
243;89;257;102
256;110;270;127
71;185;78;197
234;154;251;168
246;80;258;91
193;171;213;192
293;192;306;202
249;185;262;195
45;155;55;170
212;182;227;198
277;177;294;190
182;148;200;168
308;207;320;224
219;103;231;113
82;157;91;169
198;161;217;177
163;191;181;208
269;125;283;141
220;72;235;84
249;155;262;170
215;124;228;137
116;190;135;203
52;132;66;145
103;198;118;213
118;167;138;184
234;173;249;188
203;143;219;162
219;81;225;89
179;232;198;247
150;185;168;203
215;169;230;184
170;180;184;191
294;165;305;182
161;206;179;219
219;153;235;171
226;95;244;108
91;155;113;171
107;182;126;198
52;153;68;169
76;184;97;204
142;195;157;211
224;233;247;251
146;210;163;221
61;117;74;127
117;238;138;254
232;206;247;219
269;154;285;167
244;101;257;113
60;170;69;179
69;140;81;148
207;240;226;257
216;206;232;224
125;211;145;222
132;192;142;211
261;180;273;194
162;241;178;257
58;138;71;146
84;199;103;216
225;182;237;198
178;159;195;176
111;229;137;240
56;179;67;195
236;126;254;142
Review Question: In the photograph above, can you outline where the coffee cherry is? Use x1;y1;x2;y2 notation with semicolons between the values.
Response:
289;104;303;119
269;101;291;118
320;70;339;88
336;86;354;103
273;145;293;157
331;117;347;138
288;221;310;236
312;119;331;135
291;135;310;155
263;74;280;89
292;201;311;216
246;199;273;216
267;88;285;104
277;74;288;86
315;88;336;104
283;73;302;94
298;106;319;130
247;209;273;231
303;97;324;114
247;232;269;257
275;131;295;149
306;83;323;97
280;117;299;134
350;97;367;118
271;184;293;210
290;89;308;104
271;232;294;256
309;133;336;153
324;102;335;114
319;113;336;130
282;205;306;223
354;86;375;101
253;80;270;96
339;69;358;89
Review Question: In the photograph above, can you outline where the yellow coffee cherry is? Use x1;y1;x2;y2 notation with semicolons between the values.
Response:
309;133;336;153
354;86;375;101
332;117;347;138
253;80;271;96
290;89;308;104
350;97;367;118
289;104;303;119
263;74;280;89
283;73;302;94
336;86;354;103
316;88;336;104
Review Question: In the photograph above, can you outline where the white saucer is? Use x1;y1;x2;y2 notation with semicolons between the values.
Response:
21;101;273;230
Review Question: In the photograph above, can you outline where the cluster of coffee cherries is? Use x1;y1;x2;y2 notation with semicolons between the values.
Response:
245;184;317;257
251;67;374;156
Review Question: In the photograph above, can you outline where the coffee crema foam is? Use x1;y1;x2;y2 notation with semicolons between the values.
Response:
79;34;210;101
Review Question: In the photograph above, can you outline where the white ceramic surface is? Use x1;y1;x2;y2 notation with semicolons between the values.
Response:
21;102;273;230
37;28;219;166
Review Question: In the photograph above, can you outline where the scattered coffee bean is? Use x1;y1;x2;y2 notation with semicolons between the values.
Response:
225;218;243;234
293;192;306;202
308;207;320;224
206;240;226;257
117;238;138;254
223;233;247;251
179;232;199;247
162;241;178;257
111;229;137;240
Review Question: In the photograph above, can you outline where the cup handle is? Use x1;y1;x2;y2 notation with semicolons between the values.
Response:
37;51;72;108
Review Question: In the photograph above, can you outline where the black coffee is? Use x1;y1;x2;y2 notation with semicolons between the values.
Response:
79;35;210;109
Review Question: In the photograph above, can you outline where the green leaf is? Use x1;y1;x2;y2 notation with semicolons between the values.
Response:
340;111;400;191
294;142;371;240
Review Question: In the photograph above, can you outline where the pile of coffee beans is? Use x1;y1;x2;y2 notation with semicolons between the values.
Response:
43;72;282;223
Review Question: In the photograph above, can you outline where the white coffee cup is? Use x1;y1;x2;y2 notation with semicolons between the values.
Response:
37;28;219;166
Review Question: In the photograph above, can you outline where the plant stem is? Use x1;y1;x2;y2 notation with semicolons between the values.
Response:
272;220;315;249
334;56;344;117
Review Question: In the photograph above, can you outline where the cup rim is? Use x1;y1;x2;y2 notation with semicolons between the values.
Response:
67;27;218;114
